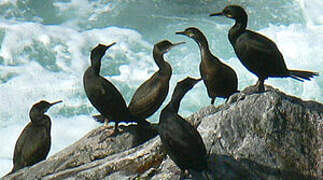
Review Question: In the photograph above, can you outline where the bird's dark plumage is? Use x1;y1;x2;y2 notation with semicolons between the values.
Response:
158;77;210;179
10;100;62;174
83;43;150;135
176;27;238;104
128;40;184;118
210;5;318;92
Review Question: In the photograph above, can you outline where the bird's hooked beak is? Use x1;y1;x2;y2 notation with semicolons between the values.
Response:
176;30;195;38
210;10;234;18
50;100;63;107
41;100;62;113
181;77;202;85
167;41;185;52
172;41;185;48
101;42;117;50
191;77;202;85
209;11;224;17
175;31;186;35
195;78;202;83
177;76;202;90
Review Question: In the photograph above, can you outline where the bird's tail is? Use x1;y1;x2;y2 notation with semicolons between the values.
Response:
127;113;152;127
93;113;158;132
128;114;159;133
288;69;319;82
92;114;105;123
135;116;152;127
93;113;153;127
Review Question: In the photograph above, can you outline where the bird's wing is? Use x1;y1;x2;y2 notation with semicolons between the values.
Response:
236;31;275;54
128;73;168;116
13;123;31;169
176;116;207;156
99;77;126;103
159;115;207;165
13;123;50;169
97;76;128;113
237;30;287;69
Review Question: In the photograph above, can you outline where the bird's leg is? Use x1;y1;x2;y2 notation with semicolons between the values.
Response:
98;122;118;143
256;78;265;92
211;98;215;105
179;170;189;180
104;118;115;130
104;118;109;127
109;123;120;137
92;114;111;126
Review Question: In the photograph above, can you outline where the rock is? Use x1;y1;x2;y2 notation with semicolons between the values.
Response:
3;85;322;180
3;124;159;180
197;85;322;180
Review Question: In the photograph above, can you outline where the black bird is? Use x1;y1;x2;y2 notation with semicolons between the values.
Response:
158;77;211;179
83;43;150;135
210;5;319;92
128;40;185;118
10;100;62;174
176;27;238;104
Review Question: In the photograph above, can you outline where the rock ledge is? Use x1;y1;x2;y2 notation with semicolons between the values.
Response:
3;86;322;180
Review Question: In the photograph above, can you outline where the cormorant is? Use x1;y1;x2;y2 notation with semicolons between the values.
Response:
176;27;238;104
158;77;211;179
83;43;150;135
210;5;318;92
128;40;185;118
10;100;62;174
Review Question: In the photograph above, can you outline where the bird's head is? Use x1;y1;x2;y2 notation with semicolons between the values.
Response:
210;5;247;20
154;40;185;54
29;100;62;123
90;42;116;65
175;77;201;93
176;27;202;40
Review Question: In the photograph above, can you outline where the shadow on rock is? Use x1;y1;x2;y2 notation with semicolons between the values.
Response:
208;154;319;180
118;123;158;147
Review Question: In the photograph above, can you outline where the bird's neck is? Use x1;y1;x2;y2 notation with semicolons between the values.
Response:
30;113;51;128
90;58;102;75
153;48;172;76
194;34;210;54
166;88;187;114
229;17;248;45
194;34;220;64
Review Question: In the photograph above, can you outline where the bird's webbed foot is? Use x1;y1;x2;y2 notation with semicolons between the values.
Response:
108;123;120;137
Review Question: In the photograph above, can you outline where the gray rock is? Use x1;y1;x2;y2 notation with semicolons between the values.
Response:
3;124;160;180
3;85;322;180
197;85;322;180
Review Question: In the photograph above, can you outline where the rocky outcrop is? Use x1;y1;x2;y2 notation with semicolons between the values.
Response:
3;85;322;180
3;125;160;180
196;86;322;180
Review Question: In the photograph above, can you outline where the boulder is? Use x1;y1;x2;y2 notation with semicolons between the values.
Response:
3;85;322;180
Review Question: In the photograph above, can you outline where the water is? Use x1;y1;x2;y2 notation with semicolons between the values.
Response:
0;0;322;176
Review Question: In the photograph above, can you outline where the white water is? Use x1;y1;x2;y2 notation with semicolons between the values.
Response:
0;0;322;176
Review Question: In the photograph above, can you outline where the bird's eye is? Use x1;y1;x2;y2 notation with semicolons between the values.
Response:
187;31;194;37
224;10;233;18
